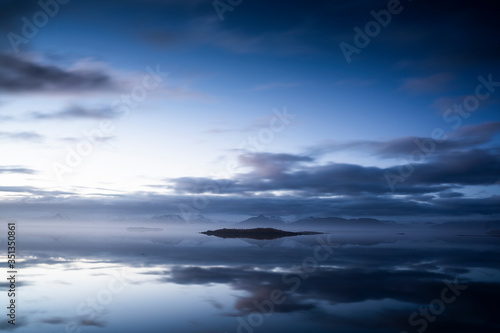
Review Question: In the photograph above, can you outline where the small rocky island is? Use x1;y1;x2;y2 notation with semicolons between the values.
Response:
200;228;322;240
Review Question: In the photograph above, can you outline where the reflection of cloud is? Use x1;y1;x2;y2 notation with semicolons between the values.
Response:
234;285;316;315
206;299;224;310
79;318;106;327
39;316;106;328
40;317;65;324
163;264;500;332
0;318;27;330
166;266;318;315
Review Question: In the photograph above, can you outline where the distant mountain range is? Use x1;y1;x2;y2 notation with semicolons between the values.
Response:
234;215;395;229
291;216;395;228
237;214;285;227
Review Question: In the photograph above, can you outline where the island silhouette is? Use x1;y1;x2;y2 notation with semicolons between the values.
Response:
200;228;322;240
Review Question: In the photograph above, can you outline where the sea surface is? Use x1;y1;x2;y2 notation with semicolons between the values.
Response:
2;221;499;333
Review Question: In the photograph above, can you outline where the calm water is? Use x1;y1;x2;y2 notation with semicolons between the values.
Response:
2;221;499;333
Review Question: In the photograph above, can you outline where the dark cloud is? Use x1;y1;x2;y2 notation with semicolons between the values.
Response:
0;186;73;196
153;126;500;218
238;152;313;178
31;105;120;120
309;121;500;158
453;121;500;143
407;149;500;186
0;166;36;174
0;281;30;288
0;130;44;141
168;147;500;197
438;191;465;199
58;135;116;144
0;52;118;93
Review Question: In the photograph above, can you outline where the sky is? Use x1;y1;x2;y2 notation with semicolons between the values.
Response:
0;0;499;221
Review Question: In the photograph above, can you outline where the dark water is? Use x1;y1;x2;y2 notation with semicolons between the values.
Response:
2;221;499;332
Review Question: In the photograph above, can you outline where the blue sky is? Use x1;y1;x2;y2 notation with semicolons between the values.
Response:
0;0;499;220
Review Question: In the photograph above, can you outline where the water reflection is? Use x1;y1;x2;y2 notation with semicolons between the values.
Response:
2;221;499;332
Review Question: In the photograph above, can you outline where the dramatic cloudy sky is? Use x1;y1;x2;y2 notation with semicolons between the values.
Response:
0;0;499;220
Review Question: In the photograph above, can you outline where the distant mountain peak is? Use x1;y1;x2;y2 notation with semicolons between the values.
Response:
237;214;285;227
52;213;70;220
